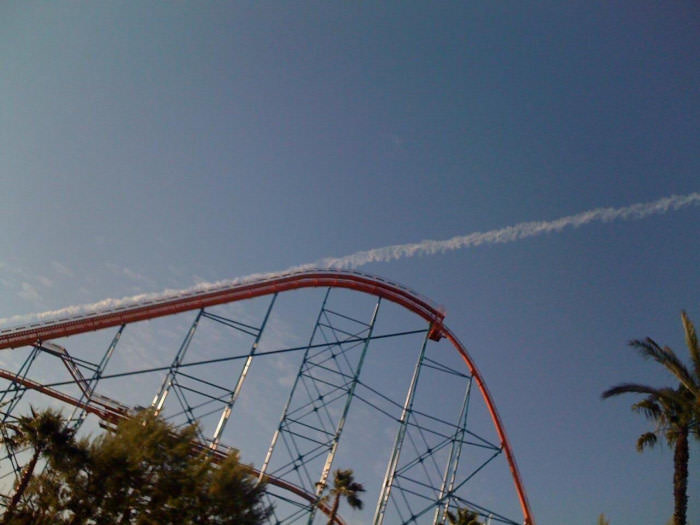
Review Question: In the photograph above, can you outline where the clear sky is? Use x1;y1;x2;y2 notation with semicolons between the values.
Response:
1;3;699;524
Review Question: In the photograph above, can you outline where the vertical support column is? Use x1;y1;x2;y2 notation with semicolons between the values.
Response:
152;309;203;414
433;378;472;524
307;297;381;524
372;328;431;525
210;293;277;450
0;346;41;481
68;324;125;431
258;289;332;482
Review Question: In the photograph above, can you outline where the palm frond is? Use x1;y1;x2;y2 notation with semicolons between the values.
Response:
681;311;700;387
632;397;663;421
636;432;657;451
602;383;664;399
603;384;687;411
346;494;363;510
348;482;364;493
446;508;482;525
631;338;696;394
691;423;700;440
664;425;683;444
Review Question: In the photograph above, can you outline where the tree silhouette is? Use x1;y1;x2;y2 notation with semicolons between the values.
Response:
446;507;482;525
4;410;270;524
602;311;699;525
325;469;365;525
1;407;78;524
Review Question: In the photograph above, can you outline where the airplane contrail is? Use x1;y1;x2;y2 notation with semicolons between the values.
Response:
314;192;700;269
1;192;698;327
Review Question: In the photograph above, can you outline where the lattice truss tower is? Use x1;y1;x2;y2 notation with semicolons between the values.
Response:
0;271;534;525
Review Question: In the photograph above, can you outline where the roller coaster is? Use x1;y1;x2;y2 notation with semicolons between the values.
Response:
0;269;534;525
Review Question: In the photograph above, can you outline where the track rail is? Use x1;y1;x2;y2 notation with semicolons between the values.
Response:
442;327;533;525
0;269;533;524
0;270;445;350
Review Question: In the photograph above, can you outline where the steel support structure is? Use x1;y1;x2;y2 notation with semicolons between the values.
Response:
0;325;127;500
152;309;204;417
151;295;277;448
210;293;277;450
433;377;472;524
372;331;517;525
373;329;431;524
258;289;381;524
0;270;534;525
65;324;125;431
0;346;41;488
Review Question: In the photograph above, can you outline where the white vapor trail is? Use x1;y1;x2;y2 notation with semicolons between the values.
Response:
314;192;700;269
1;192;698;328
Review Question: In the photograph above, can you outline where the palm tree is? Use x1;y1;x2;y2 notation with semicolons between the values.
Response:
446;507;482;525
1;407;75;523
602;311;700;525
325;469;365;525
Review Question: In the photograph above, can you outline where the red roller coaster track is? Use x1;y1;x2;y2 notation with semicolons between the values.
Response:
0;269;533;525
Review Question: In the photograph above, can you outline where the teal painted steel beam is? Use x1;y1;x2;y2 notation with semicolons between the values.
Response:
307;296;381;523
373;329;431;525
152;309;203;413
210;293;277;450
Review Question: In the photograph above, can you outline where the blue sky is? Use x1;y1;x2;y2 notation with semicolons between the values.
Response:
1;3;699;524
